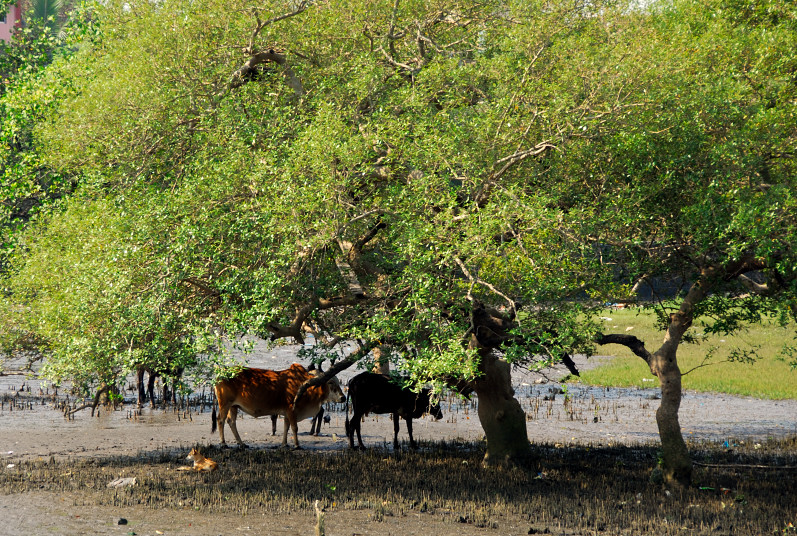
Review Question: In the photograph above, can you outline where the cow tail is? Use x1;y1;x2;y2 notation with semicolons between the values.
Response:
344;390;350;436
211;397;218;434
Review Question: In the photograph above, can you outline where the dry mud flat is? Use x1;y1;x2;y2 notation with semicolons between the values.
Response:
1;344;796;535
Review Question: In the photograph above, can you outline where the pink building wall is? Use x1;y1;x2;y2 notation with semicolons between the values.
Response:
0;3;23;43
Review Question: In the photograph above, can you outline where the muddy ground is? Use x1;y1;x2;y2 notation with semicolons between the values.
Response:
1;340;796;535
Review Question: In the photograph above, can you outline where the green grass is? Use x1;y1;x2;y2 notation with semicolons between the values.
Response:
580;307;797;400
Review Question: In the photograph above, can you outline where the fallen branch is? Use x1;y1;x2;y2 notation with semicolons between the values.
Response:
694;461;797;470
0;370;36;376
64;385;113;417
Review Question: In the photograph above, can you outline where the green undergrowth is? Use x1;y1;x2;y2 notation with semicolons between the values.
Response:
583;308;797;399
2;440;796;535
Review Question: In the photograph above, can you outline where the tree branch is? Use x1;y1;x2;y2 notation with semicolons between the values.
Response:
180;277;223;304
292;341;377;406
492;141;556;179
722;254;768;282
471;140;556;208
229;49;304;97
596;334;653;365
247;1;312;49
267;294;367;343
334;253;366;298
64;384;113;417
453;257;517;315
737;273;770;295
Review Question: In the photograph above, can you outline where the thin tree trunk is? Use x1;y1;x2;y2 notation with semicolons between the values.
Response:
649;347;691;485
599;265;729;485
648;270;718;485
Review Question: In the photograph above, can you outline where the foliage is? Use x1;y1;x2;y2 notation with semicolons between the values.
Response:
0;0;794;401
0;1;98;277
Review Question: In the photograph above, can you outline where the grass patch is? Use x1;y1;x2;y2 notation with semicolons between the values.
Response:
582;307;797;399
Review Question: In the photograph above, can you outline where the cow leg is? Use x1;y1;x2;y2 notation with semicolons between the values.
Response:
354;412;367;450
346;410;357;448
227;406;247;448
310;407;324;436
215;403;229;446
347;410;364;449
270;414;278;436
406;418;418;449
281;417;290;447
290;410;301;449
393;412;401;449
282;411;300;449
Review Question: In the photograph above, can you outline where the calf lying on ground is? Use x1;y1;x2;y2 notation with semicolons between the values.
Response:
177;447;218;472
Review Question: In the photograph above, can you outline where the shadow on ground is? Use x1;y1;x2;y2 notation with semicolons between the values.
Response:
2;438;796;535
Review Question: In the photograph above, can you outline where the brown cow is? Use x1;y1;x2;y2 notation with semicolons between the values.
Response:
211;364;345;449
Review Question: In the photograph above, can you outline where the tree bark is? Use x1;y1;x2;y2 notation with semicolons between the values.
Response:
371;346;390;375
472;345;532;466
597;329;692;485
649;345;691;485
648;269;719;486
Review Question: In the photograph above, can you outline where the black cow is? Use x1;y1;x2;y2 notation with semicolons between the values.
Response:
345;372;443;450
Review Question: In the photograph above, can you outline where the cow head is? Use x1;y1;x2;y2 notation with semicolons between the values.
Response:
420;388;444;420
427;399;443;420
325;375;346;403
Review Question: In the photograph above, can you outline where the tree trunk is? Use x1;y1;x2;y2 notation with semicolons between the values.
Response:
473;349;532;466
645;270;719;486
649;347;691;486
371;346;390;375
